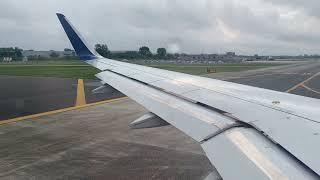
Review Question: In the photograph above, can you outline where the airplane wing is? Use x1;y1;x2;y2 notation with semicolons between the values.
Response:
57;13;320;179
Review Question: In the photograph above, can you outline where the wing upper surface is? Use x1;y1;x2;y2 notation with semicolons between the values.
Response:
91;58;320;175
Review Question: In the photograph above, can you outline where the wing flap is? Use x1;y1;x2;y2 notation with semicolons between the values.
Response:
201;127;319;180
96;71;238;142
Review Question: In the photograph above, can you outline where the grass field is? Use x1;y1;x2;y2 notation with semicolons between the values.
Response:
0;60;286;79
0;60;98;79
0;60;83;65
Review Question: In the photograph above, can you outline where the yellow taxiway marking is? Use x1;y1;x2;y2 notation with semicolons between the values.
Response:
286;72;320;93
0;97;128;126
75;79;86;106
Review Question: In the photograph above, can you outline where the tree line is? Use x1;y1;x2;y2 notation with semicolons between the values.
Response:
0;44;177;61
95;44;176;60
0;47;23;60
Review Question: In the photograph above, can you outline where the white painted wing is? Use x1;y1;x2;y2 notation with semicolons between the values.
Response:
57;13;320;179
92;58;320;176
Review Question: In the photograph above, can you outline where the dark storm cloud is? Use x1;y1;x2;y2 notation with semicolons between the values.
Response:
0;0;320;55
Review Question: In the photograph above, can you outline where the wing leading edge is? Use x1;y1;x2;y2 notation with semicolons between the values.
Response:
57;13;320;179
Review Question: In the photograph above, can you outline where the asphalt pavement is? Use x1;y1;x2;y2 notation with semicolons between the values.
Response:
0;99;215;180
0;76;123;120
207;61;320;99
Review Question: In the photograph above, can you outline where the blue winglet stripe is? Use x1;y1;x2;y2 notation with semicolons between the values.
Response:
56;13;96;60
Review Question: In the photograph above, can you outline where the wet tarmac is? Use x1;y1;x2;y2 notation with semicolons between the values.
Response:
0;99;216;180
0;76;123;120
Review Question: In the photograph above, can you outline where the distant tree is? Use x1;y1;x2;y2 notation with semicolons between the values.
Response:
95;44;110;57
110;51;141;60
14;47;22;58
0;47;23;61
166;53;174;59
139;46;152;57
49;51;60;58
157;48;166;58
64;48;73;52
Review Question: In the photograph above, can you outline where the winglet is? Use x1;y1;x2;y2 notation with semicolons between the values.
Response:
56;13;98;60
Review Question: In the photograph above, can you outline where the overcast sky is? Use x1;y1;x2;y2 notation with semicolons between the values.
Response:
1;0;320;55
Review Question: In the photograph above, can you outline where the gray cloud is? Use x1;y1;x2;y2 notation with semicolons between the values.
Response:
0;0;320;55
263;0;320;18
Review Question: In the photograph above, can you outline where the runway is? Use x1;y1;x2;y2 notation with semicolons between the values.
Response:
0;61;320;180
206;61;320;98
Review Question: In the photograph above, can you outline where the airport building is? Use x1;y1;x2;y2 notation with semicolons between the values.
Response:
22;50;76;59
176;52;242;63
